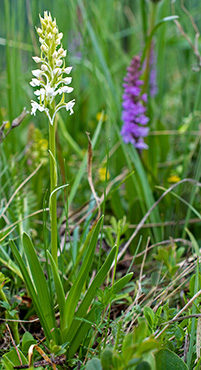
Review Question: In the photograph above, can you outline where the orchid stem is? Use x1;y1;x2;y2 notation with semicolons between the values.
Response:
142;2;157;94
49;120;58;267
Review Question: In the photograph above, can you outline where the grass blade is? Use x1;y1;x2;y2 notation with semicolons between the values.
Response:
68;116;103;206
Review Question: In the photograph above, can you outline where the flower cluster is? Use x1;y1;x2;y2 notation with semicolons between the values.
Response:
30;11;75;125
121;56;149;150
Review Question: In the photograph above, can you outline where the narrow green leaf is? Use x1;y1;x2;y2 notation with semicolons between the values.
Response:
112;272;133;294
57;113;83;159
65;246;116;343
9;240;52;342
47;251;67;340
78;0;118;106
64;216;103;335
22;233;57;342
68;305;97;359
142;16;179;62
129;146;162;242
156;185;201;220
0;245;23;280
185;228;200;256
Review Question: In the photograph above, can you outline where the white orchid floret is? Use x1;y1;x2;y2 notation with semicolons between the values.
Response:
57;33;63;41
58;48;64;55
63;77;72;84
34;88;45;97
31;100;47;115
53;68;62;76
63;67;73;74
37;28;43;36
41;64;48;72
55;77;72;89
46;85;56;97
32;56;41;63
58;86;73;95
66;99;75;115
41;44;48;53
57;48;66;58
55;60;63;67
32;69;42;78
30;78;41;87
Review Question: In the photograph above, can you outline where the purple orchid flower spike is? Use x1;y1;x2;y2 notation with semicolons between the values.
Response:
121;56;149;150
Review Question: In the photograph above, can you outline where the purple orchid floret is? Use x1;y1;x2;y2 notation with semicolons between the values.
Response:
121;55;149;149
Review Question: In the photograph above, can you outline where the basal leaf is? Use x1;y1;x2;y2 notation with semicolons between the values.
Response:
64;216;104;335
22;233;57;342
47;250;67;341
9;240;52;342
65;246;116;343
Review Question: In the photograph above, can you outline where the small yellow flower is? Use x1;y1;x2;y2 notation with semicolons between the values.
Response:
5;121;11;129
96;112;108;122
167;175;181;183
98;167;110;182
38;139;48;150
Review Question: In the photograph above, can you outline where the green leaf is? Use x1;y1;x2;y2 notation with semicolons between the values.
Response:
136;361;152;370
2;348;28;370
64;216;104;335
101;348;113;370
137;339;160;356
143;307;155;330
21;332;37;353
47;251;66;341
112;273;133;294
133;321;148;346
189;274;201;297
58;113;83;159
22;233;57;342
9;240;52;342
86;358;102;370
66;246;116;345
155;349;188;370
68;305;98;359
185;228;200;256
0;245;23;280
